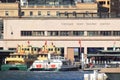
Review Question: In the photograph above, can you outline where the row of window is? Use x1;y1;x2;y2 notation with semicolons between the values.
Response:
21;11;90;16
99;1;110;5
21;31;120;36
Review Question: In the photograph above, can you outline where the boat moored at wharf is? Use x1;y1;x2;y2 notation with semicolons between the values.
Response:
29;42;79;71
100;68;120;80
84;49;120;69
1;44;39;71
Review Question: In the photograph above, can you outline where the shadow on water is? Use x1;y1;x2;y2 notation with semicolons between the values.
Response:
0;71;92;80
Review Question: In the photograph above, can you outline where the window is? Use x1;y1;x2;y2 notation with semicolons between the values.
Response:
0;47;3;50
56;11;59;16
8;48;16;50
60;31;70;36
21;31;44;36
65;11;68;16
5;11;9;16
73;11;76;16
87;31;99;36
21;11;24;16
113;31;120;36
38;11;41;16
73;31;84;36
47;31;59;36
107;1;109;5
33;31;44;36
99;1;105;5
30;11;33;16
47;11;50;16
21;31;32;36
100;31;111;36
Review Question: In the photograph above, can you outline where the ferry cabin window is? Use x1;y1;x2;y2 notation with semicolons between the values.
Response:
38;11;41;16
21;11;25;16
0;47;3;50
5;11;9;16
62;61;68;65
65;11;68;16
107;1;109;5
56;11;60;16
73;11;76;16
30;11;33;16
107;47;120;50
99;1;106;5
8;48;16;50
47;11;50;16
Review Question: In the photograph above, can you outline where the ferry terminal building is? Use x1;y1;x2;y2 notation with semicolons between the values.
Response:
1;18;120;62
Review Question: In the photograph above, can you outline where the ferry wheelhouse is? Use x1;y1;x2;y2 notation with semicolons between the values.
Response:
1;44;39;71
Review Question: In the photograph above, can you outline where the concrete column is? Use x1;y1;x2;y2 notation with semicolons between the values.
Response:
44;31;47;36
84;31;87;36
104;47;107;50
4;41;8;50
84;47;87;54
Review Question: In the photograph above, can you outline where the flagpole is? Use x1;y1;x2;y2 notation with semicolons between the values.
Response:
79;39;84;70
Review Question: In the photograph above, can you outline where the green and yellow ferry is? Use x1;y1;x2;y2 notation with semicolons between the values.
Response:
1;44;39;71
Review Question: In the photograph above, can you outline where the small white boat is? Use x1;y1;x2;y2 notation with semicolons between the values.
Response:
28;54;79;71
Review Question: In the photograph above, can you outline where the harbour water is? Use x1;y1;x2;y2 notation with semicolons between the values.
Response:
0;71;92;80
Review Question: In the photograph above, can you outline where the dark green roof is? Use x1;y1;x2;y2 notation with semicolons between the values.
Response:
87;54;120;57
98;50;120;53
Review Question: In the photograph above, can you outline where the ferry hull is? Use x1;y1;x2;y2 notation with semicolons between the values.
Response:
1;64;27;71
58;67;79;71
29;68;57;71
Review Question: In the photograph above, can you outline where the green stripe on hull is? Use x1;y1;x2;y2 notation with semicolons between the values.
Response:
1;64;27;71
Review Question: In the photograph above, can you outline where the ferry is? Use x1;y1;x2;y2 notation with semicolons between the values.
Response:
86;49;120;68
29;53;79;71
100;68;120;80
1;44;39;71
29;42;79;71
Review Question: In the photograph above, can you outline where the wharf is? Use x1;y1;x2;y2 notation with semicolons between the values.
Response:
84;68;101;71
100;68;120;80
100;68;120;73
